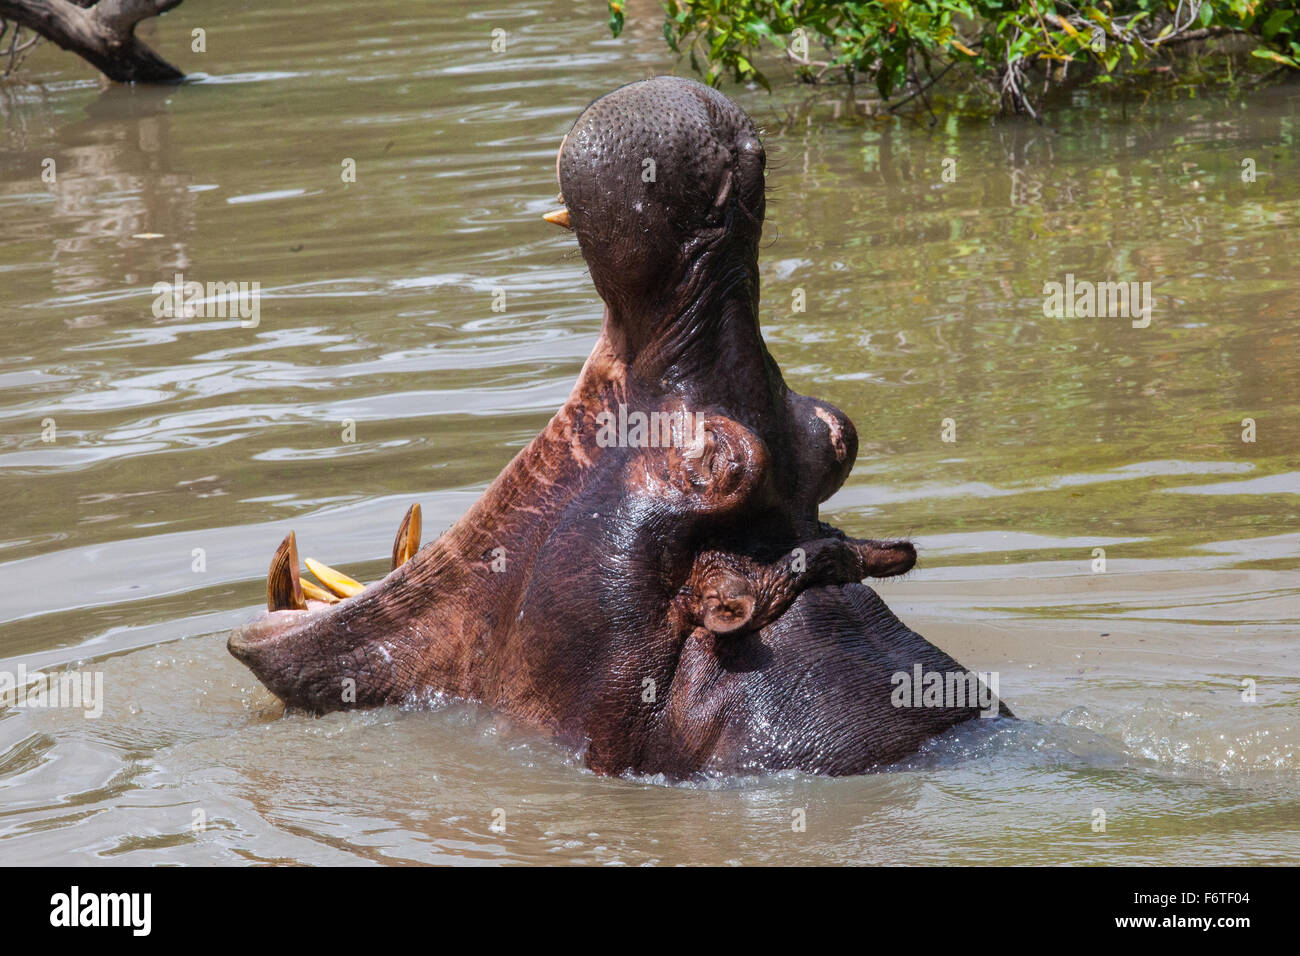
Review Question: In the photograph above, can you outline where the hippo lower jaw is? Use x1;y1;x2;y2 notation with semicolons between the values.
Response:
229;507;441;710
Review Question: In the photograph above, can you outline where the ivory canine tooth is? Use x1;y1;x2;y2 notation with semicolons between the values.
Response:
266;532;307;611
542;207;572;229
391;503;422;570
303;557;365;598
300;579;341;604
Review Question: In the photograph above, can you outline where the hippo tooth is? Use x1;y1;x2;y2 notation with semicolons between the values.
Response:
300;579;340;604
542;207;572;229
266;532;307;611
303;557;364;598
390;502;422;570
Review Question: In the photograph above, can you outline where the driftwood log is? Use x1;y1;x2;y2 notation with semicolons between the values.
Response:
0;0;184;83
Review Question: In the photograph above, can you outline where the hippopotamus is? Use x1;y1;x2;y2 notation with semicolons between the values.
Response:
229;76;1005;777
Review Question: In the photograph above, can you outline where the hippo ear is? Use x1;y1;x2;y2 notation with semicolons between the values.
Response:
699;570;755;634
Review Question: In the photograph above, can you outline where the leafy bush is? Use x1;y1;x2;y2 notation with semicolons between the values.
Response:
607;1;1300;115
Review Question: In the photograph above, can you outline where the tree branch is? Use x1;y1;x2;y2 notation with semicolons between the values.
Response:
0;0;184;82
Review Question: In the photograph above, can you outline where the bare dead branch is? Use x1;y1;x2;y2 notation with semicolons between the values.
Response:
0;0;184;83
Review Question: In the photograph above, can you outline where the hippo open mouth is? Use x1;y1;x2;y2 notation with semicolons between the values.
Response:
229;76;1005;777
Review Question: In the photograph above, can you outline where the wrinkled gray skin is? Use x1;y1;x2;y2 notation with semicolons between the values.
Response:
229;76;1007;777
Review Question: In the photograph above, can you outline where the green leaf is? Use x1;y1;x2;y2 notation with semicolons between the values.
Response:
1253;47;1299;67
664;19;680;54
1263;9;1294;41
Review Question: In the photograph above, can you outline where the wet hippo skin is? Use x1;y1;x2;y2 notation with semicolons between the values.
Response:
229;76;1006;777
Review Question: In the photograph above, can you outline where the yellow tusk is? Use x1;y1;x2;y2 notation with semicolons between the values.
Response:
267;532;307;611
300;579;341;604
391;502;422;570
303;557;365;598
543;207;572;229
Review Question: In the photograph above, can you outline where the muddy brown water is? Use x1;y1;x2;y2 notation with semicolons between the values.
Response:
0;0;1297;864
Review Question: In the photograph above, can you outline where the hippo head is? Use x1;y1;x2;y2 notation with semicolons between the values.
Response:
229;76;1003;777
